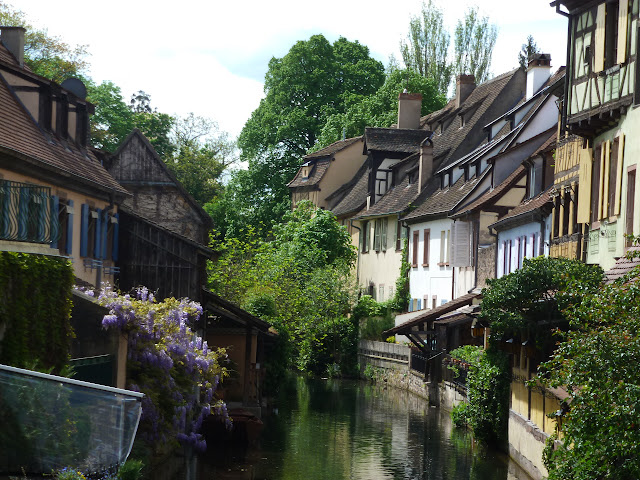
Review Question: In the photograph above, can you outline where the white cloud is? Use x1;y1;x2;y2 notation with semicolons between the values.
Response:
16;0;568;137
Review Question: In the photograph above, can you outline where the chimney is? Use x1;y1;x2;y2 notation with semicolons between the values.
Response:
455;75;476;108
397;91;422;129
0;26;25;67
418;137;433;194
526;53;551;100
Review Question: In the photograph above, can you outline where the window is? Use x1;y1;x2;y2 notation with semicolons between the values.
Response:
439;230;450;265
604;1;619;70
379;285;385;301
626;166;636;246
396;220;404;250
528;157;543;198
361;221;369;253
374;220;381;251
423;229;430;266
412;230;419;267
562;190;571;235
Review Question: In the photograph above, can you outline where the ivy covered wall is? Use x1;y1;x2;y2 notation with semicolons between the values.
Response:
0;252;74;372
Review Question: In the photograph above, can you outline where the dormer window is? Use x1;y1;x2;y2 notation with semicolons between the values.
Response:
441;173;450;189
527;157;543;198
301;167;309;179
459;114;465;128
463;164;470;181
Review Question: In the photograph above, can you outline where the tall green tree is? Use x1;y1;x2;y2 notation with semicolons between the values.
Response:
0;1;89;83
454;7;498;83
518;35;541;69
229;35;385;239
399;0;452;97
316;68;446;148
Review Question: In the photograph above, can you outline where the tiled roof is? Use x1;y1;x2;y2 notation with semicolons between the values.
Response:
0;72;129;195
305;136;362;160
490;188;553;230
605;246;640;283
403;169;488;221
364;128;431;154
355;176;418;219
385;292;481;335
328;161;369;217
0;43;18;65
422;69;524;171
288;159;330;188
453;165;527;217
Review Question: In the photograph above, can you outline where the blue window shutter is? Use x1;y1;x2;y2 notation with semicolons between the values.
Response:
66;200;74;255
417;299;422;310
94;208;102;259
112;212;119;261
50;195;59;248
101;210;108;260
80;203;89;257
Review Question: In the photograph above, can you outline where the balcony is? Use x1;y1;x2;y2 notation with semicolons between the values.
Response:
0;180;59;248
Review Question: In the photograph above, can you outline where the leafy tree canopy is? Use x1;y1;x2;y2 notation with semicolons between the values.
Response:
454;6;498;84
518;35;541;69
0;1;89;83
399;0;452;97
539;250;640;479
316;68;446;148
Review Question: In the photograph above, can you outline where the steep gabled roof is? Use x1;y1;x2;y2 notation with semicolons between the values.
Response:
403;169;489;221
422;68;524;170
0;70;128;196
287;158;330;189
364;128;431;154
107;129;213;227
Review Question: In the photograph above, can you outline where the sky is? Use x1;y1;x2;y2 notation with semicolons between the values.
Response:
16;0;569;139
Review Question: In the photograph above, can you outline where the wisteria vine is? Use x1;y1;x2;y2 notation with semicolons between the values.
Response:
76;285;229;453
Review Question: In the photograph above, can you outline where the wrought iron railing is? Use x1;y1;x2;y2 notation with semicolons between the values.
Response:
0;180;60;244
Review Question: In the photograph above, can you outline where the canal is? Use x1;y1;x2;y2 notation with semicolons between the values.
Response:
200;377;532;479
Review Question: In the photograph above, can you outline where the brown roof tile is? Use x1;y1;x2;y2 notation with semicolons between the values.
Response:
364;128;431;154
0;71;128;195
356;176;419;219
305;136;362;160
328;162;369;217
605;246;640;283
490;188;553;230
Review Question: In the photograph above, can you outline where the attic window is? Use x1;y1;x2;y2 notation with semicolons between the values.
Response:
302;167;309;179
441;173;450;189
459;114;465;128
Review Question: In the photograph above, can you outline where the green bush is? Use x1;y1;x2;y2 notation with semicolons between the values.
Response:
117;459;144;480
451;402;469;428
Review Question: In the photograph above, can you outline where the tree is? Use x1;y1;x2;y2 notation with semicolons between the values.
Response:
454;7;498;83
518;35;541;69
229;35;385;238
399;0;452;97
0;2;89;83
539;250;640;479
316;68;446;148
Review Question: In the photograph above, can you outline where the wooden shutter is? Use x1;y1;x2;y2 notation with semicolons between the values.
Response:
440;231;445;263
412;230;419;267
618;0;629;64
451;221;471;267
94;208;102;259
80;203;89;257
50;195;59;249
66;200;74;255
101;210;109;260
598;143;608;220
626;168;636;242
595;3;607;73
577;147;593;223
423;229;430;266
615;134;625;215
112;212;119;261
381;218;388;251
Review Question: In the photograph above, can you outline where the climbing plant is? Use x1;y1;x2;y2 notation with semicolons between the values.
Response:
0;252;74;372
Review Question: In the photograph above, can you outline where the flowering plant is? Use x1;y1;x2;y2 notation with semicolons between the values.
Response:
78;285;229;453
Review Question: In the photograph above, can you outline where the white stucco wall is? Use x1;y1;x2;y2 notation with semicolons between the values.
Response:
496;216;551;278
407;217;453;310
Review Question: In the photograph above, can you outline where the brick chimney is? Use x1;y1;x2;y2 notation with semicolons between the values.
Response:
397;91;422;129
455;75;476;108
418;137;433;194
0;26;25;67
526;53;551;100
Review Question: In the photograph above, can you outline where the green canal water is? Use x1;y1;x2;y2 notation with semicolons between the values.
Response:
199;377;533;479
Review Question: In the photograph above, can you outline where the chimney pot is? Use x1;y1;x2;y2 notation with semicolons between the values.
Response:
418;137;433;194
397;92;423;129
0;26;26;67
455;75;476;108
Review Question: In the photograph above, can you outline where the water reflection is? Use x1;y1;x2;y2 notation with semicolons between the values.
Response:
199;377;532;480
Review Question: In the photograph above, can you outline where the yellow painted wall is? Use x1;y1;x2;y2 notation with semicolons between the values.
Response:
0;168;117;286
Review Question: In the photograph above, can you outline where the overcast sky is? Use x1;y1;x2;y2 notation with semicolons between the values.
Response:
17;0;568;138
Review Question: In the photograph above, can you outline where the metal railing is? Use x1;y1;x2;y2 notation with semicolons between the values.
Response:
0;180;59;244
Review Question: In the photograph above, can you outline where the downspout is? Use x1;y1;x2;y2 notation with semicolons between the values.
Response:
350;219;362;295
